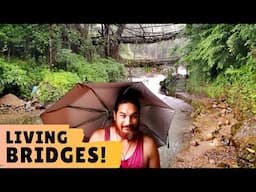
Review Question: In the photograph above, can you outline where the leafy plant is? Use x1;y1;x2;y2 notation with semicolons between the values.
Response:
37;71;81;103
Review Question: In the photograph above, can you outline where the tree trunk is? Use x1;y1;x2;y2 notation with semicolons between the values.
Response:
106;24;125;60
75;24;93;60
48;24;57;68
7;47;11;62
103;24;110;58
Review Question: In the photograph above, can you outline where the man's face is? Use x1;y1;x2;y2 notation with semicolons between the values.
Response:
114;102;140;140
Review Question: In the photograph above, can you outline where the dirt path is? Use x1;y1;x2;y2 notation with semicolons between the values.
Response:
170;95;239;168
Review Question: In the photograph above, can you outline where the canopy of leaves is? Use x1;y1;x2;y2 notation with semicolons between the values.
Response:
179;24;256;117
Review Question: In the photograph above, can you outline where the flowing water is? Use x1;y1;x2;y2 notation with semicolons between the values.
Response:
0;111;43;124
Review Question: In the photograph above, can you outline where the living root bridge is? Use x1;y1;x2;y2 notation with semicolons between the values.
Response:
123;57;180;67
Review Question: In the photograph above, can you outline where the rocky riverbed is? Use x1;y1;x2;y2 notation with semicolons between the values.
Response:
170;94;256;168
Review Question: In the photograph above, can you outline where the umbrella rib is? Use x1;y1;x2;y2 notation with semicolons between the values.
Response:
141;123;166;146
67;105;107;113
149;129;165;145
73;113;107;128
88;87;110;111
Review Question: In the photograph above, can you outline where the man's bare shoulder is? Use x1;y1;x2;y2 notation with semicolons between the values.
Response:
142;134;157;148
89;128;105;142
142;133;160;167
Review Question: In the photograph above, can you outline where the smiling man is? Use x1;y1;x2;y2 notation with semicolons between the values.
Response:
89;88;160;168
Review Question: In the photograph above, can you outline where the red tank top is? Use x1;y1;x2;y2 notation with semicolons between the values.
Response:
104;127;144;168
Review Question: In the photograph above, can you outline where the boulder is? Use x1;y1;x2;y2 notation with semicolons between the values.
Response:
0;93;26;107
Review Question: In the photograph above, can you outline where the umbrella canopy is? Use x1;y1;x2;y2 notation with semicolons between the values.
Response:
40;82;175;147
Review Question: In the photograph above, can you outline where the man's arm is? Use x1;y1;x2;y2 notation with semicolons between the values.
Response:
144;135;161;168
89;128;105;142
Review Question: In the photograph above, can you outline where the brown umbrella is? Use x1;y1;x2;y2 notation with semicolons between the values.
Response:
40;82;175;147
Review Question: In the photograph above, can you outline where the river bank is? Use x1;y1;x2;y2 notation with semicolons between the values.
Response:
170;93;256;168
0;109;43;124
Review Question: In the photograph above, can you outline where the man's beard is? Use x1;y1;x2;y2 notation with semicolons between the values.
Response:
115;123;139;140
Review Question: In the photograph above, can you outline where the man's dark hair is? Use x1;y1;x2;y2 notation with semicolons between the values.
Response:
114;87;141;113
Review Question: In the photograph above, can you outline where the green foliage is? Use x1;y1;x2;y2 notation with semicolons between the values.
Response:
77;63;108;82
26;62;51;86
55;49;107;82
159;69;177;96
182;24;256;83
143;66;153;73
0;24;25;45
207;59;256;118
182;24;235;82
27;24;49;60
55;48;85;71
119;44;134;59
91;58;127;82
0;24;128;103
81;38;97;61
37;71;81;103
60;24;81;46
180;24;256;118
9;58;50;85
235;24;256;48
190;100;204;114
0;58;32;98
0;24;49;61
55;50;127;83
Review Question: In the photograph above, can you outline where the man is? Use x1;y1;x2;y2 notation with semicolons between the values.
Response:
89;88;160;168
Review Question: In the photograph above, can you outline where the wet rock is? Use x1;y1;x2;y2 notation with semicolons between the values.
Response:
231;122;243;136
212;104;218;108
220;135;230;146
246;147;255;153
210;138;222;147
217;121;223;127
218;103;227;109
205;132;215;141
209;159;215;164
220;109;227;116
225;119;230;125
24;101;32;112
212;128;220;136
191;125;200;134
216;162;231;168
236;141;256;168
191;140;200;146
